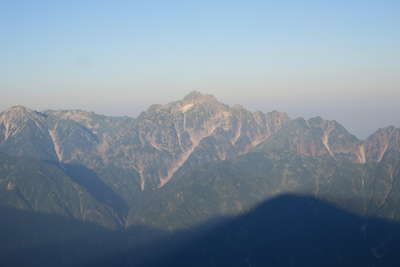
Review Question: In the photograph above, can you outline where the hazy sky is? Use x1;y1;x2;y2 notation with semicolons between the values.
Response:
1;1;399;138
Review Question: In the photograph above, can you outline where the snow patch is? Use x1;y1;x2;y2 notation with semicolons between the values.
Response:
49;127;63;161
6;182;16;191
232;120;242;145
322;132;336;159
3;120;20;140
378;143;388;162
179;103;194;113
158;125;218;188
357;144;366;164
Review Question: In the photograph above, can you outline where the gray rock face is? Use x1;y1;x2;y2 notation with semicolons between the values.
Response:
257;116;400;165
364;126;400;162
0;106;57;160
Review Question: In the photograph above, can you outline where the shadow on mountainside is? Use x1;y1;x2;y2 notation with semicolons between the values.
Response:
2;195;400;267
0;205;169;267
143;195;400;267
61;163;129;217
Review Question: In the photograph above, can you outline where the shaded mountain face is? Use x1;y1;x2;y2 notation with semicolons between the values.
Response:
150;195;400;267
0;106;57;160
3;195;400;267
0;153;125;228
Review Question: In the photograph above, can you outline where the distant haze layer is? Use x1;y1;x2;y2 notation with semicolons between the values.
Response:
1;1;399;138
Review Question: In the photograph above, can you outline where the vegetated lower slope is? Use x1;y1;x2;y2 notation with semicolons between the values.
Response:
125;148;400;231
0;153;125;228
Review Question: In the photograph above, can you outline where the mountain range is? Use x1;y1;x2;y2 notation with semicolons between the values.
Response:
1;91;400;266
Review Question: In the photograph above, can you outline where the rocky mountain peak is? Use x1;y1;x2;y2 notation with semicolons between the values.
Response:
364;126;400;162
378;125;398;134
267;110;290;121
0;105;46;124
182;91;218;104
2;105;35;117
7;104;31;112
142;92;223;116
257;115;362;162
150;91;228;116
45;110;97;124
0;105;55;160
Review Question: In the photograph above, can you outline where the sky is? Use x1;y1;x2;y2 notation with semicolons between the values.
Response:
1;0;399;138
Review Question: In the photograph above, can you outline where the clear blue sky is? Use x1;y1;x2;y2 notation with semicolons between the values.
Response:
1;1;399;138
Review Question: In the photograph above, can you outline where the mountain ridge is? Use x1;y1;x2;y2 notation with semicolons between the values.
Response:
0;92;293;189
1;92;399;192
